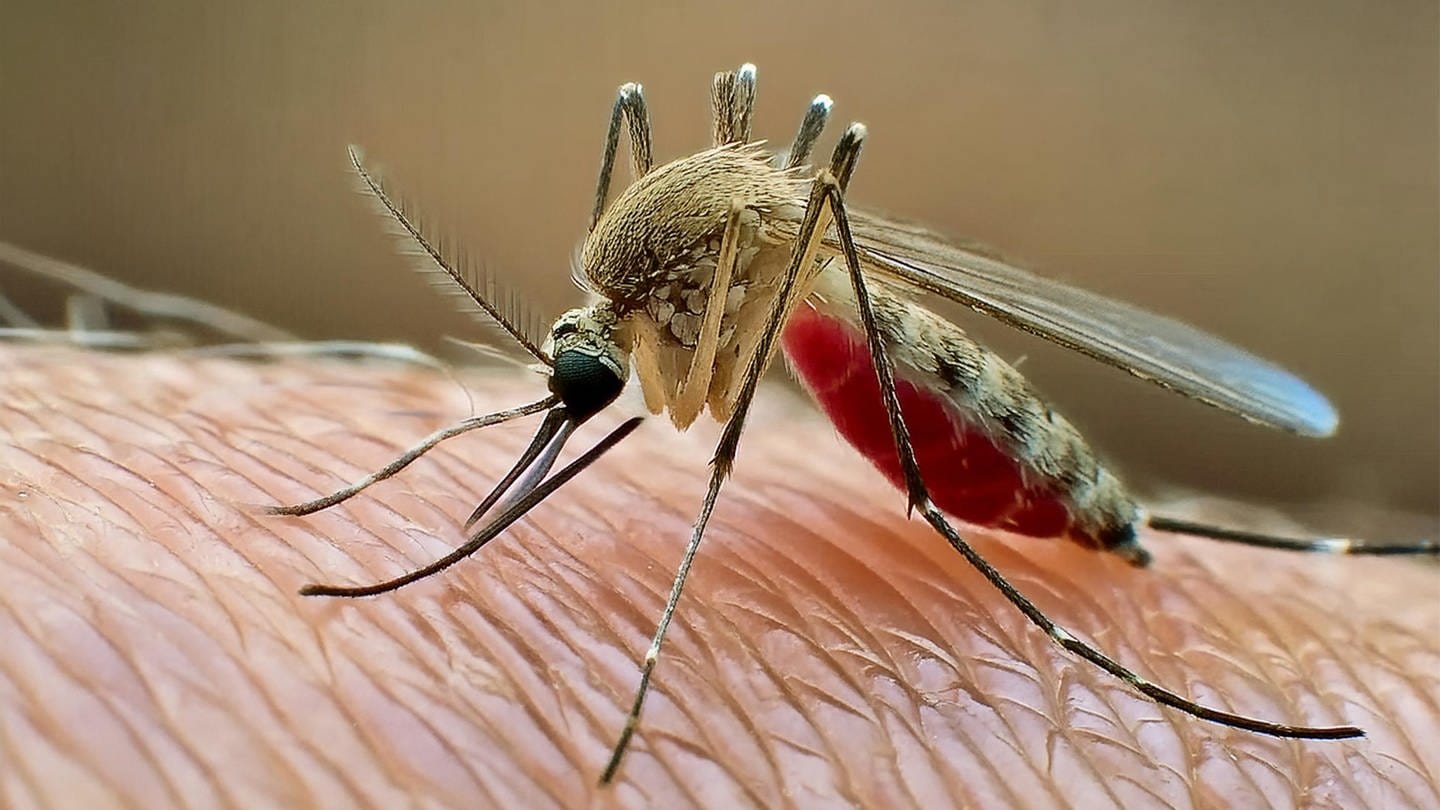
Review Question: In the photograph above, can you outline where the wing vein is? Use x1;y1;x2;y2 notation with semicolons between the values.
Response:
842;213;1337;437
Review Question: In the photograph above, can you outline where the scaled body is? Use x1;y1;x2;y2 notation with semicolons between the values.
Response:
578;142;1143;557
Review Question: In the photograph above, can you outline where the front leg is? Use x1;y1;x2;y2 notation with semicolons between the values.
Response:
590;82;653;231
668;199;744;427
710;63;757;146
600;167;846;784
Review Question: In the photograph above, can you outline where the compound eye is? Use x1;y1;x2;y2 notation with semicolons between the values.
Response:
550;350;624;420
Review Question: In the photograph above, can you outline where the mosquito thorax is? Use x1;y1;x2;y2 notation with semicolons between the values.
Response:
545;305;631;420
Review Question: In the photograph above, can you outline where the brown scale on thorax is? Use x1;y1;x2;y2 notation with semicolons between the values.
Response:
579;143;812;427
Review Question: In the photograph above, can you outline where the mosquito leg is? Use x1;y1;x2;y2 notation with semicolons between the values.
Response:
260;395;557;516
731;63;757;144
819;134;1364;740
784;94;833;170
711;177;837;471
710;63;757;146
601;171;840;784
1147;514;1439;556
710;70;734;146
590;82;653;231
669;200;742;426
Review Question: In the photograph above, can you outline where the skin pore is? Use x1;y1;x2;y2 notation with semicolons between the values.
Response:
1;344;1435;809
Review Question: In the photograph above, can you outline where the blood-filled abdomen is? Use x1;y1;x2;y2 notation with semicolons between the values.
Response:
781;302;1125;551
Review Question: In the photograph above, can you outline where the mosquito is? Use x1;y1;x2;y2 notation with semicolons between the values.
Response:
264;64;1437;783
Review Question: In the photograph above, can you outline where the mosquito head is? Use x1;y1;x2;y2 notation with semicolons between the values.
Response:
545;305;630;421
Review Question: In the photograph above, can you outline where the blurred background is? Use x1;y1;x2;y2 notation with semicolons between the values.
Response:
2;2;1436;533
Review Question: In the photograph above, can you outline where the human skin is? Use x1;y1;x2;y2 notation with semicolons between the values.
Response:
1;345;1436;809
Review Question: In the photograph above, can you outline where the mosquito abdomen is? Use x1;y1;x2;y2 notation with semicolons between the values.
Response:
782;282;1148;563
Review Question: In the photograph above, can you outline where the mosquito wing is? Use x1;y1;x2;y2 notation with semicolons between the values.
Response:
844;214;1338;437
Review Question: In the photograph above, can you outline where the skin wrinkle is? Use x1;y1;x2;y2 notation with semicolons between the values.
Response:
280;616;417;795
366;590;496;695
705;616;812;808
470;573;607;800
1041;694;1132;809
321;654;465;809
446;672;569;810
683;611;795;804
903;536;1187;806
722;592;876;730
349;607;510;805
628;623;734;793
636;617;765;781
1111;774;1178;810
360;605;458;694
370;677;494;805
503;551;630;747
1279;638;1386;808
767;494;951;676
763;672;867;772
0;597;185;809
754;498;927;675
0;502;74;600
121;446;229;533
0;607;114;806
710;522;891;712
211;679;369;809
1186;559;1340;712
1;401;47;437
7;371;355;801
1391;660;1440;794
75;534;320;808
1163;558;1348;768
718;507;972;800
0;704;47;810
994;559;1152;799
1225;660;1351;804
738;536;898;691
919;704;1007;809
79;595;236;809
489;524;659;795
1123;590;1203;760
1281;615;1428;809
384;617;533;808
1073;559;1268;791
788;476;1125;808
1297;603;1435;782
881;631;1031;801
886;703;971;810
235;426;434;520
2;345;1439;809
585;543;726;777
932;565;1128;800
49;389;180;449
767;505;1057;807
1048;570;1199;788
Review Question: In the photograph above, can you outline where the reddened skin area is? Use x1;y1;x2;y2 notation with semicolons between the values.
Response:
1;344;1435;809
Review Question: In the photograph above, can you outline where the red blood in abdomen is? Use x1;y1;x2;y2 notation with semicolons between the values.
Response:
781;306;1079;542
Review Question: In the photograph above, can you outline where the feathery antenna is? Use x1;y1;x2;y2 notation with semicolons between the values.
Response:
346;146;552;365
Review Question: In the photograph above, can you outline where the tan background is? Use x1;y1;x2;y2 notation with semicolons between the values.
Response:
2;1;1436;530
